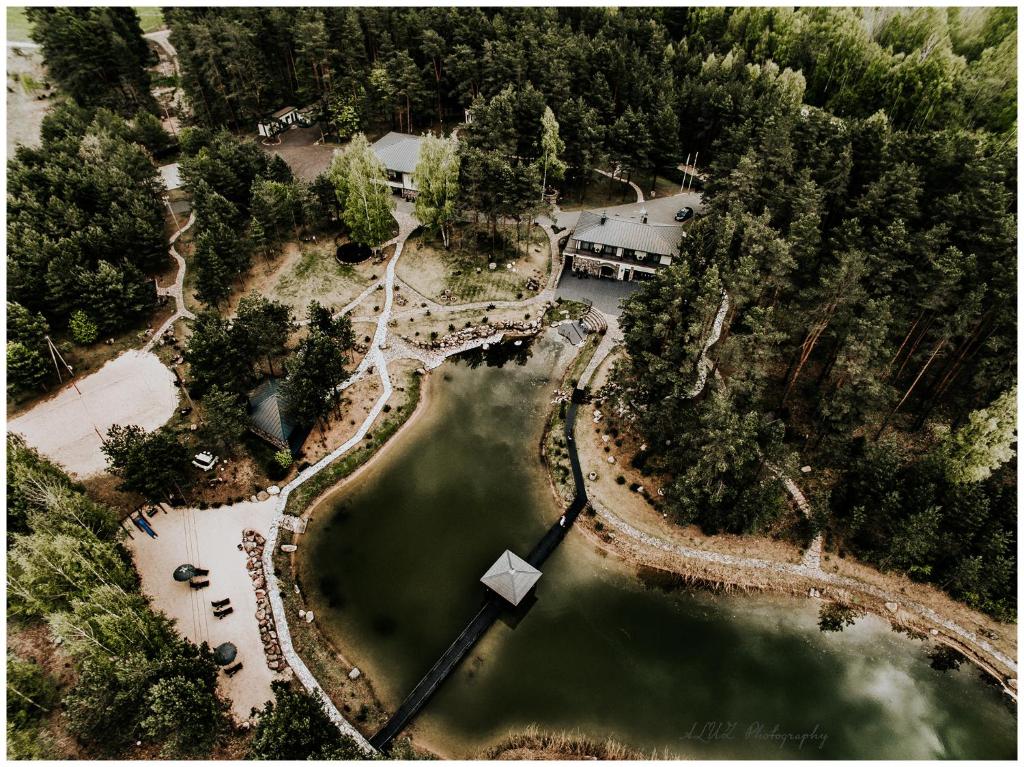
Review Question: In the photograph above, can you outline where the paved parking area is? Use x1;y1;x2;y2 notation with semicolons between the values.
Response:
258;125;336;181
555;269;643;316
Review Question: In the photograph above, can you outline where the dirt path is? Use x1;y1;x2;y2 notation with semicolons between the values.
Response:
588;497;1016;690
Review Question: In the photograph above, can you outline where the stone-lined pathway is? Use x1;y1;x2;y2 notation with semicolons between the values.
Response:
591;497;1017;686
144;211;196;353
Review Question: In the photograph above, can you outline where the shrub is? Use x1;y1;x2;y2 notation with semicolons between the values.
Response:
6;655;59;728
69;310;99;345
615;475;626;485
273;450;293;472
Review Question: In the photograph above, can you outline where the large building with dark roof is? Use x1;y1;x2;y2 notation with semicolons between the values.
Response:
563;210;683;281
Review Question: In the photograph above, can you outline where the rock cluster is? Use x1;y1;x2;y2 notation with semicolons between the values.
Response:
424;319;542;351
243;529;286;672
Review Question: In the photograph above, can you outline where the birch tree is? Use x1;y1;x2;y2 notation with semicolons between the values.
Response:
413;132;461;248
329;133;396;252
940;386;1017;484
537;105;565;200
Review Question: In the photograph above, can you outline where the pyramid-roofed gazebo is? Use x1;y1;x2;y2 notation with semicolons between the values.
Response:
480;550;541;606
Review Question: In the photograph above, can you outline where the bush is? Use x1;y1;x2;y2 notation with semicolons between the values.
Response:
272;450;293;472
69;310;99;345
615;475;626;485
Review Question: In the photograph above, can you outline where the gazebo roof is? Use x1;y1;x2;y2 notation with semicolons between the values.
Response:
480;550;541;606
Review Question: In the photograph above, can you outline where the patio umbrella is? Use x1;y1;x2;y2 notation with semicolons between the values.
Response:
213;642;238;666
173;563;198;582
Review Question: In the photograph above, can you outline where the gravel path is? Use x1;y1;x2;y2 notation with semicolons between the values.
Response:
592;498;1017;683
144;211;196;353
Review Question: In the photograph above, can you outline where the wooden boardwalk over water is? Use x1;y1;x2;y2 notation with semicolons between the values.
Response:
369;392;589;751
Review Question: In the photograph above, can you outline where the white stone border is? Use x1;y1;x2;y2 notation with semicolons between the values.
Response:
259;215;411;754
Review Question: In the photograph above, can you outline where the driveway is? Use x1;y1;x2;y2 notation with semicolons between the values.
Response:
259;125;336;182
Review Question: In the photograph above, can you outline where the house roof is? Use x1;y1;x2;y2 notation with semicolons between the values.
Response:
271;105;297;119
248;379;296;451
572;210;683;257
480;550;541;606
371;131;424;174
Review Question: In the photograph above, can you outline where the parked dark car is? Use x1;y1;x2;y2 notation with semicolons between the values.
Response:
674;207;694;222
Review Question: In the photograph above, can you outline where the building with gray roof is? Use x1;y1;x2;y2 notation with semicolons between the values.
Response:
563;210;683;281
480;550;542;606
371;131;424;198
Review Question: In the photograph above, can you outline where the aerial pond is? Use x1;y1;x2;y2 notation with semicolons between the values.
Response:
301;332;1016;759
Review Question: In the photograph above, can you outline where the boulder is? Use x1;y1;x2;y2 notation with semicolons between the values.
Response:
257;491;270;501
298;609;306;619
266;486;281;496
607;456;615;464
929;628;940;636
349;667;362;680
305;611;315;623
885;602;899;613
280;544;297;553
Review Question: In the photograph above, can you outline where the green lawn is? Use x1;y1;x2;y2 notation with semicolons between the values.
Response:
6;7;165;41
134;7;165;33
7;7;31;41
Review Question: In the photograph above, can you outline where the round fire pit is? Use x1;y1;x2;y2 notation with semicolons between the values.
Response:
336;241;372;264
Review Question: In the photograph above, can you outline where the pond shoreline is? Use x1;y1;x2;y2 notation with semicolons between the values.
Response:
537;381;1018;700
285;338;1015;759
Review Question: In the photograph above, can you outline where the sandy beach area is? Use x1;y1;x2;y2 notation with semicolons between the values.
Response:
126;498;284;721
8;350;179;477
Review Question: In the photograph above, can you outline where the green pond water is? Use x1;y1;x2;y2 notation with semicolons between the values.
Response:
301;332;1016;759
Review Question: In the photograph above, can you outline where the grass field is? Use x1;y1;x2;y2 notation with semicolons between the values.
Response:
398;224;550;304
7;7;31;40
557;170;637;210
7;6;165;41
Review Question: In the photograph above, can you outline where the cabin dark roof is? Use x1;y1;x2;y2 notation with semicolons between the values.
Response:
371;131;424;174
480;550;541;605
248;379;308;455
572;210;683;257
